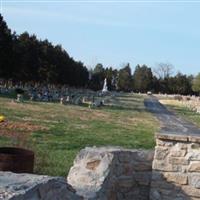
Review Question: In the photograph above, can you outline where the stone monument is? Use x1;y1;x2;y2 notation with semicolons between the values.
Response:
102;78;108;93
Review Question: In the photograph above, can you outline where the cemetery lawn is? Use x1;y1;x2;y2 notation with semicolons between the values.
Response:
0;94;158;176
160;99;200;128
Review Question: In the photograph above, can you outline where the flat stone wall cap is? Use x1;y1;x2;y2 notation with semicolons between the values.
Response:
157;133;200;143
188;135;200;143
156;133;189;142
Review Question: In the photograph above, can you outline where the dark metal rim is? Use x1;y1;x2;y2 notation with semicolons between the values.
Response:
0;147;34;156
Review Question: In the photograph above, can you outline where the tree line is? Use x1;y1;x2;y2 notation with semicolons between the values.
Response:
0;14;200;95
89;63;199;95
0;14;89;87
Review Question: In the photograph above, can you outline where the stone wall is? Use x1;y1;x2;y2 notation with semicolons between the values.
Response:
67;147;154;200
3;136;200;200
151;133;200;200
0;171;82;200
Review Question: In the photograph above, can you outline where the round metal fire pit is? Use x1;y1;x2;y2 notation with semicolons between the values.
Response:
0;147;34;173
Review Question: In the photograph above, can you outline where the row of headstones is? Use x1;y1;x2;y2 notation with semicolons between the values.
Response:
0;81;92;100
0;80;115;108
166;94;200;114
179;97;200;113
15;89;106;108
60;95;106;108
0;87;10;95
0;83;94;103
155;93;200;114
0;79;81;91
157;93;200;101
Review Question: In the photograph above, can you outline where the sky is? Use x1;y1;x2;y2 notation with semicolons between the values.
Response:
1;0;200;75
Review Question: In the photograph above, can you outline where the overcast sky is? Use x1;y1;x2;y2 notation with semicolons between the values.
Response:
1;0;200;75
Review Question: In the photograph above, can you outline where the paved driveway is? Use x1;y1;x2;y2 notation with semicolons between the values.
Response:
144;96;200;136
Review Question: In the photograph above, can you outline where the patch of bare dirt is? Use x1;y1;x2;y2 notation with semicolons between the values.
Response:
65;108;112;122
0;121;47;143
0;128;26;139
6;101;45;112
0;121;47;132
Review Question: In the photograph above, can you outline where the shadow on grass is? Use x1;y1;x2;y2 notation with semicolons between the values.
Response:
168;105;196;116
103;104;146;112
0;93;16;99
115;97;142;103
116;94;143;99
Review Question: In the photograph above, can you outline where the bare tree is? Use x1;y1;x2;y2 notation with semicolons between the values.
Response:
153;62;174;79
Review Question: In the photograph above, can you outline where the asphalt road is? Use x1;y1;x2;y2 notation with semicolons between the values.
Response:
144;96;200;136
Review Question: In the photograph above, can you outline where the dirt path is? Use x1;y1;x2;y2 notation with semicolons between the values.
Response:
144;96;200;136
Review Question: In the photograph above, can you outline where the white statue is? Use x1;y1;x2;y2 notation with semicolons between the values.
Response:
102;78;108;93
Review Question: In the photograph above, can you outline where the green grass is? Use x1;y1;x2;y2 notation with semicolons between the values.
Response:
0;93;158;176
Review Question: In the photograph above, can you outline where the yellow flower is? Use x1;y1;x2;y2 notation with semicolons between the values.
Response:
0;115;5;122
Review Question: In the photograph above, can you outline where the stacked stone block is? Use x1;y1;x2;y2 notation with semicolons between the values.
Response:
151;134;200;200
67;147;154;200
0;172;82;200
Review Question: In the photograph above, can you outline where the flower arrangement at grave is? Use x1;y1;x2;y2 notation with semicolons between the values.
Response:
0;115;5;123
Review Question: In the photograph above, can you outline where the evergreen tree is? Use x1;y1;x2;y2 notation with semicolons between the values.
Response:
117;63;132;91
88;63;105;91
192;73;200;95
0;14;89;87
133;64;153;92
0;14;13;79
